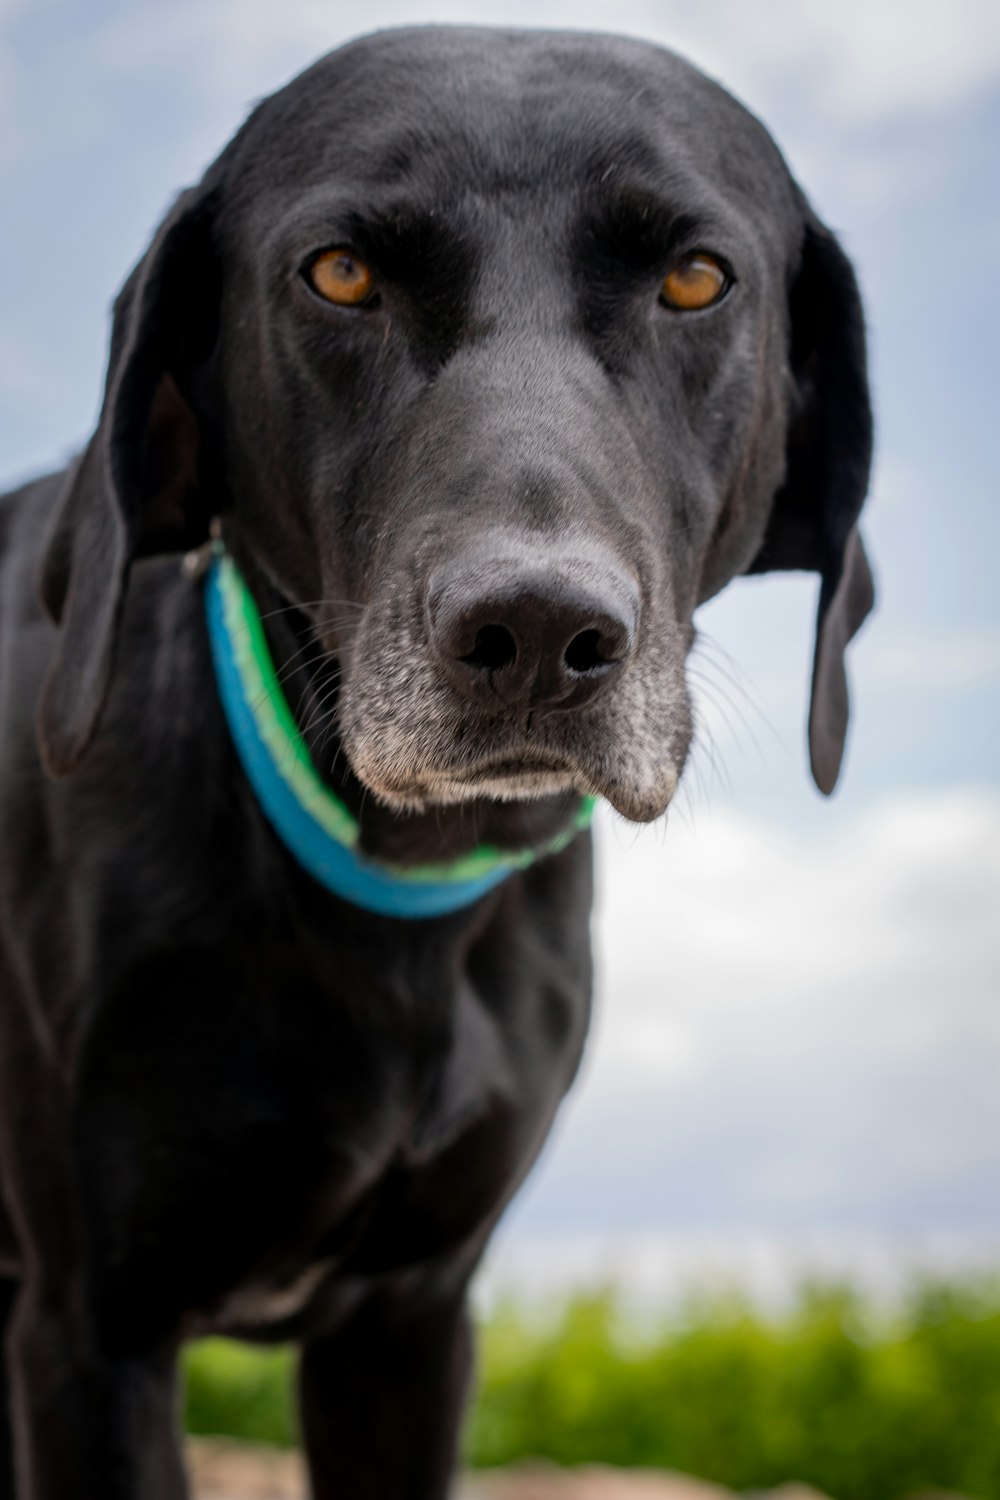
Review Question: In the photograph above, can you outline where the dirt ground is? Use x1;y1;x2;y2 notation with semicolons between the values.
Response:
187;1439;834;1500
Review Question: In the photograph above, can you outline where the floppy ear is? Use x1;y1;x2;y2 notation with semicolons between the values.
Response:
37;186;221;777
748;211;875;795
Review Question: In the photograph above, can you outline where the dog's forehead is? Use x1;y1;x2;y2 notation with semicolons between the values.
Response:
220;28;798;229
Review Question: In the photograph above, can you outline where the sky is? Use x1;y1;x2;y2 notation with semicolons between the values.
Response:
2;0;998;1285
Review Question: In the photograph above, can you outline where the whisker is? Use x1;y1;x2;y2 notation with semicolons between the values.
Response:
689;699;732;800
692;632;790;759
688;676;752;783
231;607;362;650
687;664;768;767
296;674;344;742
253;598;365;623
267;639;329;690
249;666;341;739
267;631;352;692
298;684;347;765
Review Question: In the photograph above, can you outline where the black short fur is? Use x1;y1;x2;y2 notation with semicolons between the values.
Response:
0;27;873;1499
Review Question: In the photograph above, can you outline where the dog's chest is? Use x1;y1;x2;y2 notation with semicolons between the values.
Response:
72;942;549;1344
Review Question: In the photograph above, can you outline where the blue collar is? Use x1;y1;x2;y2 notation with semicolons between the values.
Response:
204;549;594;920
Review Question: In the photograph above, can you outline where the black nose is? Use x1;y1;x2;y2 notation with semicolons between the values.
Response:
427;552;639;712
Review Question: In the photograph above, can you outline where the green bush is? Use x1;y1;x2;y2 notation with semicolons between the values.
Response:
184;1338;296;1447
182;1278;1000;1500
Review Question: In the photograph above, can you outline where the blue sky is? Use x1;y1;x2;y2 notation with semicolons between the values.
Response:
2;0;998;1270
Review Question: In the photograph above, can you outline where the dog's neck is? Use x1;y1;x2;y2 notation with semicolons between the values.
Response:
240;562;583;871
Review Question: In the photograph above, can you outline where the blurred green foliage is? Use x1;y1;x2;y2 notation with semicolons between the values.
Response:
185;1338;297;1447
183;1279;1000;1499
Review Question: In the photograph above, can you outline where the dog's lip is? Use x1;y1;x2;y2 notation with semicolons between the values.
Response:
356;749;677;824
362;752;580;804
457;753;572;778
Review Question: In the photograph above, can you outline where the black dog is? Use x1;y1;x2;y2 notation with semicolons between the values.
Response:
0;26;873;1499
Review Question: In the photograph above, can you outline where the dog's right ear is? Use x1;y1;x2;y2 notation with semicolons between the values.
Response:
37;185;221;777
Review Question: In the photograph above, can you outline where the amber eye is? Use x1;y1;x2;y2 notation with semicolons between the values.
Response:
307;249;375;306
661;252;729;311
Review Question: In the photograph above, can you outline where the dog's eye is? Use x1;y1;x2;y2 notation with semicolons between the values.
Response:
307;249;376;306
661;253;728;311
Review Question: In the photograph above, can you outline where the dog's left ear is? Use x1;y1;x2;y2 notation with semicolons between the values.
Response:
36;185;221;777
748;210;875;795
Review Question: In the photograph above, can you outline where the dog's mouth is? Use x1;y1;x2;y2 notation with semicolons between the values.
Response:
347;732;680;824
455;753;573;782
368;752;583;808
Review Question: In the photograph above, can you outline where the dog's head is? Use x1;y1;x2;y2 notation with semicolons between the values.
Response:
37;28;873;820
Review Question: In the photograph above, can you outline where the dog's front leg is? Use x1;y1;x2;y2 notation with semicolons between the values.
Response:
6;1284;186;1500
299;1282;473;1500
0;1275;16;1500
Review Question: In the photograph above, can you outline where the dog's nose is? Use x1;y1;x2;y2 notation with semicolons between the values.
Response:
427;554;638;712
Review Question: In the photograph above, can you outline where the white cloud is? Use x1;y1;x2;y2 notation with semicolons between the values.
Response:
504;789;1000;1235
592;787;1000;1057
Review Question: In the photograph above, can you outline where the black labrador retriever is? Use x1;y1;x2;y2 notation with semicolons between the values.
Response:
0;26;874;1500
